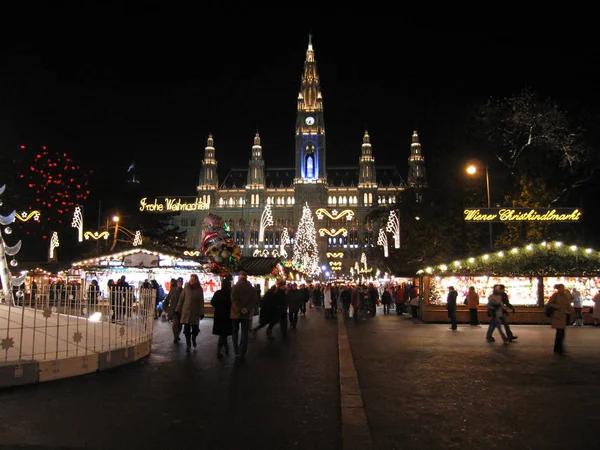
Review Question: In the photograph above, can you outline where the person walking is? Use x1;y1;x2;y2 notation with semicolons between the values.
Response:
164;277;184;343
486;285;509;344
230;271;258;359
211;276;233;358
341;285;351;319
381;285;392;315
87;280;100;313
571;287;583;326
351;286;360;323
547;283;575;355
175;274;205;352
300;283;309;315
394;285;405;315
409;286;420;319
324;284;333;319
287;283;303;329
368;283;378;316
498;285;518;341
275;279;289;338
593;289;600;326
447;286;458;330
466;286;480;326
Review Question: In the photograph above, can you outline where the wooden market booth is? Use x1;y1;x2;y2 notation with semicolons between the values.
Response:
417;241;600;324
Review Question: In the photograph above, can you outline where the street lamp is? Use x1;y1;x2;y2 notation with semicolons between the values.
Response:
466;161;493;250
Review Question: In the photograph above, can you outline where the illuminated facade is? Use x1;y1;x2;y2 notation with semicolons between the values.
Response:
174;36;427;272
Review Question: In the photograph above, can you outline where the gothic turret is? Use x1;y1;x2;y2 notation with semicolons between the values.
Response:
198;134;218;191
295;34;326;182
407;130;427;188
358;131;376;188
247;133;265;207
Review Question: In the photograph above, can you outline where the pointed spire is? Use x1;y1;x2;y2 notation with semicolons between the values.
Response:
254;133;261;146
363;130;370;145
408;129;427;189
412;129;420;144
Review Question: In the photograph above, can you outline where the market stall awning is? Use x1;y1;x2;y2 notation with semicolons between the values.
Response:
237;257;281;276
71;247;204;269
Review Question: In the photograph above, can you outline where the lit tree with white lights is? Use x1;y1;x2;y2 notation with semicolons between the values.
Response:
293;203;320;275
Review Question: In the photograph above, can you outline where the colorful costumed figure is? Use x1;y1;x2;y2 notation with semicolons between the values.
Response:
201;213;241;276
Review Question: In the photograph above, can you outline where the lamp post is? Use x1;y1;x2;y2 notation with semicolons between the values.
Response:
466;162;493;250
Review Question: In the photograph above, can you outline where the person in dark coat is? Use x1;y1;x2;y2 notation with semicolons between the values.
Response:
381;285;392;315
447;286;458;330
287;283;303;329
211;277;233;358
253;284;279;340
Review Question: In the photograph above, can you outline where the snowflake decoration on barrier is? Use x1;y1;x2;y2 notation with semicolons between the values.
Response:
1;337;15;350
73;331;83;344
119;326;126;337
42;308;52;318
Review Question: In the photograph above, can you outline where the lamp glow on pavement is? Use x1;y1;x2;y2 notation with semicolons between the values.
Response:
88;312;102;322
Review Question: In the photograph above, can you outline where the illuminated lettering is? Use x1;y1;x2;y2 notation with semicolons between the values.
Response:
139;197;208;213
464;208;582;223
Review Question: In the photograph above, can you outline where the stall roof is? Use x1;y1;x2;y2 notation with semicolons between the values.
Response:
417;241;600;277
237;257;281;276
71;247;206;269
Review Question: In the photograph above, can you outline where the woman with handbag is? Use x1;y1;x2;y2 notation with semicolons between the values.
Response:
547;284;575;355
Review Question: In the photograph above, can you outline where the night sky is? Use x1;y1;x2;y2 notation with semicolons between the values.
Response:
1;17;599;215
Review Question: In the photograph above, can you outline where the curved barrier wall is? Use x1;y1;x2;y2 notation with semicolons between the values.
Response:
0;286;156;389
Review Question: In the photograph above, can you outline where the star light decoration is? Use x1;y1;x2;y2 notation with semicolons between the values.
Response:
292;203;320;275
385;210;400;249
15;210;41;222
1;337;15;351
259;203;274;243
73;331;83;344
315;208;354;221
377;228;389;257
42;307;52;318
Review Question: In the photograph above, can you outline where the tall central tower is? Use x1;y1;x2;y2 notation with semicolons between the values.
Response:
295;34;326;183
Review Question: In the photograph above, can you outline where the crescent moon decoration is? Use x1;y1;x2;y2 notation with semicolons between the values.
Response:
377;228;389;258
4;240;22;256
0;210;16;226
315;208;355;221
15;211;42;222
326;252;344;258
183;250;201;257
84;231;109;240
11;273;26;287
318;228;348;238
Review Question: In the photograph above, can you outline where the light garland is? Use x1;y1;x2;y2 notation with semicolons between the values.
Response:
326;252;343;258
417;241;600;276
15;210;41;222
292;203;320;275
71;206;83;242
132;230;142;246
318;227;348;237
315;208;355;221
280;227;290;258
259;203;273;242
184;250;201;257
377;228;389;257
385;210;400;249
84;231;109;240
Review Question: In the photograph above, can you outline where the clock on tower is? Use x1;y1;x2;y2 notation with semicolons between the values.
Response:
305;116;315;126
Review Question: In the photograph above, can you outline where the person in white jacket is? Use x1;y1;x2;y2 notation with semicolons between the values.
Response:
324;284;333;319
571;288;583;326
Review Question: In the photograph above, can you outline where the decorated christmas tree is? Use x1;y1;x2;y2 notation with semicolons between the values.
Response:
292;203;320;275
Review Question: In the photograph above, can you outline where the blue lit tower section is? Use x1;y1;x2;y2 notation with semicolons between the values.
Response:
295;34;326;182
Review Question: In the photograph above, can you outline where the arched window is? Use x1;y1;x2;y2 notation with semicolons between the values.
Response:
306;155;314;178
368;193;373;204
343;196;347;205
219;197;224;206
363;193;368;205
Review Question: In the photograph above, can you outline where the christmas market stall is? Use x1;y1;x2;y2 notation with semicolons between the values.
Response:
70;247;221;316
416;241;600;324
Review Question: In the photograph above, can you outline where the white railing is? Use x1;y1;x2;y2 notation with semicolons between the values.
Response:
0;285;156;362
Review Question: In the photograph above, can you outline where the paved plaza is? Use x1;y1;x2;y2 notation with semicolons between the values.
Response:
1;308;599;449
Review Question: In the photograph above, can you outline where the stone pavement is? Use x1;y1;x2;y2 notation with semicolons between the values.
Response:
2;307;600;449
345;312;600;450
0;310;341;450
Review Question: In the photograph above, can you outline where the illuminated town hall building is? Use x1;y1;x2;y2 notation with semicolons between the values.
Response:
168;36;427;272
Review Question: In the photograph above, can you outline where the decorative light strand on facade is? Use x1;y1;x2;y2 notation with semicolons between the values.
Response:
49;232;59;259
377;228;389;257
315;208;355;221
259;203;274;243
385;210;400;249
15;211;41;222
84;231;109;240
71;206;83;242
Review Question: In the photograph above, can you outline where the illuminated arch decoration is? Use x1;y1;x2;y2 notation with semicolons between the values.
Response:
326;252;344;258
386;210;400;249
15;211;41;222
71;206;83;242
318;228;348;237
377;228;389;258
315;208;355;221
84;231;109;240
259;203;273;243
49;232;59;259
132;230;143;246
184;250;201;257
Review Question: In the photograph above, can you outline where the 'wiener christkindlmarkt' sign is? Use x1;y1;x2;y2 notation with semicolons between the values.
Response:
464;208;582;222
139;197;208;212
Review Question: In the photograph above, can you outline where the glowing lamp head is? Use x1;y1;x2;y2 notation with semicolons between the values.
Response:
112;216;120;223
466;165;477;175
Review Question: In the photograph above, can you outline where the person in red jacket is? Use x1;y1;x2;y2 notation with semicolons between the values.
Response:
394;285;405;315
